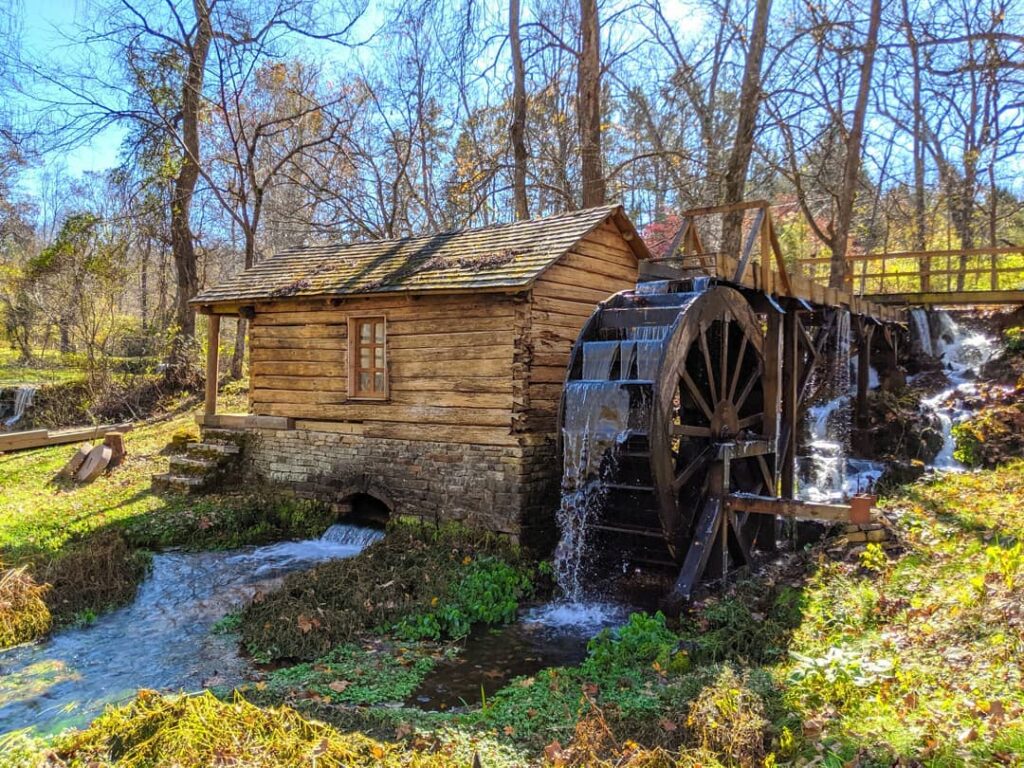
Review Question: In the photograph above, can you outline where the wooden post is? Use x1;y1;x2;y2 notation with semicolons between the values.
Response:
759;211;771;291
780;309;799;499
855;322;873;428
205;314;221;417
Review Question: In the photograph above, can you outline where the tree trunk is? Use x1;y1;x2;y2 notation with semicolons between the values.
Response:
578;0;604;208
228;220;258;380
510;0;529;220
170;0;213;340
720;0;772;257
902;0;928;289
830;0;881;291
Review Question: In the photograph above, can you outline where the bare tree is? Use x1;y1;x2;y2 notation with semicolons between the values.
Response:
510;0;529;219
578;0;604;207
720;0;773;257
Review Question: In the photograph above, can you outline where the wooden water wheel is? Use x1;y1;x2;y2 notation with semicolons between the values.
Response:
559;281;778;608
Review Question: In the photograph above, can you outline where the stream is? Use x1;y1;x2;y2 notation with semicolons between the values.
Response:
0;524;383;736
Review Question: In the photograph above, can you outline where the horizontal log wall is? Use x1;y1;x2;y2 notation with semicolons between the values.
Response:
523;221;640;433
248;292;522;444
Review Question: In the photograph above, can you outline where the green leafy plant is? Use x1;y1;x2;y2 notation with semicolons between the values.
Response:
393;556;532;641
787;647;894;709
1004;326;1024;353
985;539;1023;590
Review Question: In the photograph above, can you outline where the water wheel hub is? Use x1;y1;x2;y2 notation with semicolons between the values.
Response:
710;400;739;439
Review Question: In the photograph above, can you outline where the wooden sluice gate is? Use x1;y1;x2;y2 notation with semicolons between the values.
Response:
557;200;905;611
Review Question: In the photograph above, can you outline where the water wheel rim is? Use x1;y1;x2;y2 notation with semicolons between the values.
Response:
649;286;768;556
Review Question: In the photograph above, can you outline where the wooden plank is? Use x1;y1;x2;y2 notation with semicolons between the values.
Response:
725;494;851;522
867;290;1024;306
0;423;134;453
252;388;512;409
255;402;513;427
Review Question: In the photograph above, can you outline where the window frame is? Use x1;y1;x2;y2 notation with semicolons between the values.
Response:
347;313;389;401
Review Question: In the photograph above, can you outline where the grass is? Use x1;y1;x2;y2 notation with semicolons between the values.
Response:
0;388;343;645
0;347;88;386
3;358;1023;766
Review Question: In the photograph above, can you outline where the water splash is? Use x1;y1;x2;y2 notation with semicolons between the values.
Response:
0;523;382;735
521;600;629;633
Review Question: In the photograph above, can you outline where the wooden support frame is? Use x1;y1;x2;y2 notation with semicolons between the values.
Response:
780;309;799;499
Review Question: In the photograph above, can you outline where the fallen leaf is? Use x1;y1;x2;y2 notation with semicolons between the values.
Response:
328;680;350;693
394;722;413;739
503;725;515;736
658;717;678;732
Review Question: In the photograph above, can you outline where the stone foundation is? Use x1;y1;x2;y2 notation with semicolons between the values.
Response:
234;425;559;544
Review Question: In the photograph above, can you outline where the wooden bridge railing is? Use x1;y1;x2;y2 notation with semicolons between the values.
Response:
648;200;903;322
795;246;1024;299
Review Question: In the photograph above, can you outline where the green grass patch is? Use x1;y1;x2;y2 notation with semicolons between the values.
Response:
0;398;340;645
264;641;439;706
239;523;535;661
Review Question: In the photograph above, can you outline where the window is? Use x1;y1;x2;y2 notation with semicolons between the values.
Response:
349;316;388;399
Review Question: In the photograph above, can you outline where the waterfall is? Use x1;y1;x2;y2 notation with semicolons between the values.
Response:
635;280;672;295
556;381;631;602
582;341;620;380
627;325;669;341
910;308;934;357
3;385;37;428
917;311;999;469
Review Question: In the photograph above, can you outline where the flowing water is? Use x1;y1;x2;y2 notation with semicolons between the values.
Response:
0;524;383;736
2;385;37;429
914;311;999;469
556;381;631;602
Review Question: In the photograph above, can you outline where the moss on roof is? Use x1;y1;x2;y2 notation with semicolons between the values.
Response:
193;205;645;305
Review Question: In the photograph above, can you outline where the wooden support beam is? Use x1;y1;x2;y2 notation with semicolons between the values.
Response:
855;322;874;428
725;493;853;522
206;314;221;417
780;309;799;499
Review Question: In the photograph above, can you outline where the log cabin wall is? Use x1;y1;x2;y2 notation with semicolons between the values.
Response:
523;220;641;433
247;291;520;444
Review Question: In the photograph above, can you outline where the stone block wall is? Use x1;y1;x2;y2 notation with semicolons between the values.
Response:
237;426;559;544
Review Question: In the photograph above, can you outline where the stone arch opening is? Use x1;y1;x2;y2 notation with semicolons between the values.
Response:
339;492;391;528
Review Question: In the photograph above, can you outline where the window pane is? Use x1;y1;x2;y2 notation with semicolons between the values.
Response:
374;372;385;392
375;322;385;343
359;372;371;392
360;347;370;367
360;322;371;342
374;347;384;367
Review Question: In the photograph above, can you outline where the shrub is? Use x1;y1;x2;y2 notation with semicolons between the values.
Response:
1004;326;1024;353
0;564;51;648
685;666;771;767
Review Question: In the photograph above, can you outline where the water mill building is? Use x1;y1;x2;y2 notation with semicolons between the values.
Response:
183;205;650;543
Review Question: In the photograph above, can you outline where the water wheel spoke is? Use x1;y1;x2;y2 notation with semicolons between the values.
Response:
734;363;762;412
681;369;714;421
756;454;775;491
673;447;710;491
699;325;718;402
727;334;749;403
719;315;729;404
737;412;764;430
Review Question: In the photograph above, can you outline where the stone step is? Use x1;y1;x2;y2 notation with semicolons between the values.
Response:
187;441;241;459
152;472;205;493
201;428;247;447
168;455;219;477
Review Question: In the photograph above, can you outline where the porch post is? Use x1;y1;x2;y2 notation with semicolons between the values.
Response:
205;314;221;417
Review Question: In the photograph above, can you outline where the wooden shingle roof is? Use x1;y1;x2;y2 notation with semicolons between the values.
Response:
193;205;648;306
